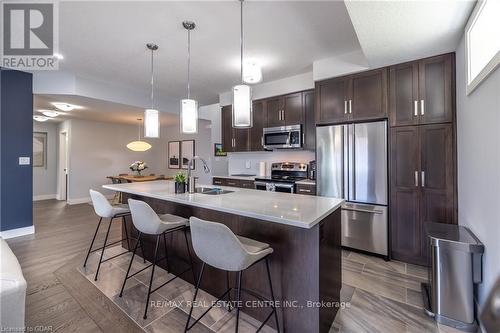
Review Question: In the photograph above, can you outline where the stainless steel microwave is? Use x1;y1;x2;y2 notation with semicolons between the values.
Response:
263;125;302;149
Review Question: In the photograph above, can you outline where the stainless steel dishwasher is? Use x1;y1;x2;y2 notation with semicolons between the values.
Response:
422;222;484;332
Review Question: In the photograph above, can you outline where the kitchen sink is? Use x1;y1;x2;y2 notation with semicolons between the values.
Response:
195;187;234;195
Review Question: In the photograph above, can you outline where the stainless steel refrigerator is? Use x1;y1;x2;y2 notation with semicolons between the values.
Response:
316;121;388;257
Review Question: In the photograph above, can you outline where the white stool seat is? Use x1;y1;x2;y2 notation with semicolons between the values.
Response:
111;204;130;216
157;214;189;233
237;235;270;253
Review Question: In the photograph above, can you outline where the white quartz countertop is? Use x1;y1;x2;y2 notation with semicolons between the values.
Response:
103;180;343;229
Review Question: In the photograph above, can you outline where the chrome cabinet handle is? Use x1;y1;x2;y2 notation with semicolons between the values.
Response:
302;132;305;145
299;188;312;193
414;100;418;116
278;110;281;121
227;182;237;186
421;171;425;187
261;136;264;146
415;171;419;187
349;99;352;114
420;100;425;115
344;100;347;114
282;110;285;121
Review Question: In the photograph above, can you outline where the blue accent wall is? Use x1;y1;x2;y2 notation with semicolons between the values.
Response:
0;68;33;231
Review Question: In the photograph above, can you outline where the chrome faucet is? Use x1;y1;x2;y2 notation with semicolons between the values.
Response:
187;156;211;193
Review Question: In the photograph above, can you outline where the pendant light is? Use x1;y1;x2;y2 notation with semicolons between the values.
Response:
127;118;152;152
144;43;160;138
180;21;198;134
232;0;252;128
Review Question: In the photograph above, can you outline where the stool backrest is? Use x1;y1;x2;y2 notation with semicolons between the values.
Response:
128;199;164;235
89;189;114;218
189;217;248;271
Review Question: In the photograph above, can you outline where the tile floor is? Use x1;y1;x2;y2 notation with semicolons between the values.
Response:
79;245;464;333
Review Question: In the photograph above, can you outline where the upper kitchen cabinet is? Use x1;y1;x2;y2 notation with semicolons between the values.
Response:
250;100;265;151
389;53;454;127
221;105;249;152
316;68;388;124
265;92;304;127
350;68;388;121
303;89;316;150
316;76;350;124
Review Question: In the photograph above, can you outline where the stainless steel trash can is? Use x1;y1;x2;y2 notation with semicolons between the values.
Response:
422;222;484;332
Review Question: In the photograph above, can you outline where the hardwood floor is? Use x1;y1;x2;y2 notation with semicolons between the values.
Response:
6;200;123;332
7;200;465;333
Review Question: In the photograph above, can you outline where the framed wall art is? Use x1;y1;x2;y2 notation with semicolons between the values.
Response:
33;132;47;168
168;141;180;169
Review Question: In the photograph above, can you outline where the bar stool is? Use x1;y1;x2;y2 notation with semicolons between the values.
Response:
119;199;196;320
185;217;280;333
84;190;145;281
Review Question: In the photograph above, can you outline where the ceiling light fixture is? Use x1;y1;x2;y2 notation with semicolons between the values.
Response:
144;43;160;138
40;110;60;117
52;102;76;112
180;21;198;134
243;59;262;84
33;115;49;122
127;118;152;152
232;0;253;128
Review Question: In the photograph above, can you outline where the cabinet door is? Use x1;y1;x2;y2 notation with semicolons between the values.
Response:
234;127;249;152
303;90;316;150
350;68;388;121
266;96;284;127
221;105;234;152
389;62;419;127
315;77;349;124
418;54;453;124
250;100;265;151
283;92;303;125
390;127;422;263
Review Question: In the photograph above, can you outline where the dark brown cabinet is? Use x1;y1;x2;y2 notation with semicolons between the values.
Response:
316;68;387;124
389;53;453;127
265;92;304;127
250;100;265;151
221;105;249;152
212;177;255;189
390;124;455;265
297;183;316;195
303;90;316;150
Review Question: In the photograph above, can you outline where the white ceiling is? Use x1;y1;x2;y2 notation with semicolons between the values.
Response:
34;94;179;126
57;1;361;106
345;0;476;67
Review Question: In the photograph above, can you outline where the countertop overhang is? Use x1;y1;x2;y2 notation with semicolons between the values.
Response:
103;180;343;229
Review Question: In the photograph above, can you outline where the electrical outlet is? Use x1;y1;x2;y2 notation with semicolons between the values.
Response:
245;161;251;169
19;157;30;165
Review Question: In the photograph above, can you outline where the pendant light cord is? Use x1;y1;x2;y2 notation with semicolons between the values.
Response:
187;28;191;99
150;49;154;109
240;0;244;84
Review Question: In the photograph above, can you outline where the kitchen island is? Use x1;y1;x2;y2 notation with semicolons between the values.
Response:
103;180;343;333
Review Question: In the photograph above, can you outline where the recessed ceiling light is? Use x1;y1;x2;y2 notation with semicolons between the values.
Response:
40;110;60;117
53;53;64;60
52;102;76;111
33;115;49;122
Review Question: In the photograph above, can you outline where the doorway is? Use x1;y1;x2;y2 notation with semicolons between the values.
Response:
58;131;68;201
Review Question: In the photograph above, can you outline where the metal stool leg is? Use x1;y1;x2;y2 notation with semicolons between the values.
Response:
184;262;205;333
139;234;146;263
163;232;170;272
119;232;142;297
183;228;197;283
266;257;280;333
226;271;233;311
144;235;161;320
235;271;243;333
83;217;103;267
122;215;131;250
94;217;114;281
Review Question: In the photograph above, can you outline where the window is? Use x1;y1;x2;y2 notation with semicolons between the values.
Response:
465;0;500;94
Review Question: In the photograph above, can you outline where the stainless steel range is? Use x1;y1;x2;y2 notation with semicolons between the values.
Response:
254;162;308;193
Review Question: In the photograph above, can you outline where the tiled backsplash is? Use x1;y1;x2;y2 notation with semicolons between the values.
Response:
227;150;315;176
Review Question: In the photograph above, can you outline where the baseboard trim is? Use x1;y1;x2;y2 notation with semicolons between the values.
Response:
0;226;35;239
33;194;57;201
67;194;114;205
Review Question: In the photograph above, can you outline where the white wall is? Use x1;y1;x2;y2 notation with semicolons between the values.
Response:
65;119;164;203
456;36;500;306
33;121;58;200
152;119;213;184
228;150;315;176
199;103;228;176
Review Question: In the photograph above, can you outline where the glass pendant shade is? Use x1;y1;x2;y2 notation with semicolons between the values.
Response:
180;99;198;134
126;141;152;152
144;108;160;138
243;60;262;84
232;84;252;128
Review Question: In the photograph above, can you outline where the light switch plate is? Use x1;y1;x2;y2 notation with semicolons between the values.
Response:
19;157;30;165
245;161;251;169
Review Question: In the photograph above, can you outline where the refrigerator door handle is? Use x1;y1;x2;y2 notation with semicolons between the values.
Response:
348;124;355;201
343;125;349;200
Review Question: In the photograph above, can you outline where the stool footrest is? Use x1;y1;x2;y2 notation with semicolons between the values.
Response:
186;287;233;331
150;267;192;294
